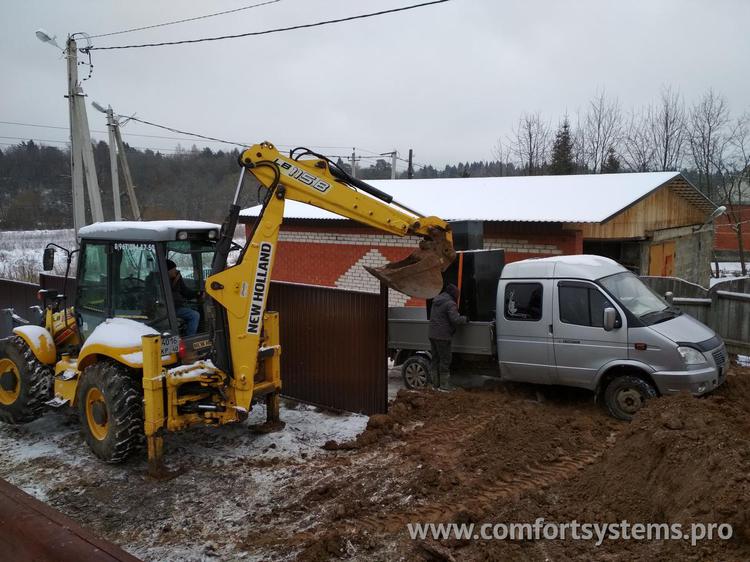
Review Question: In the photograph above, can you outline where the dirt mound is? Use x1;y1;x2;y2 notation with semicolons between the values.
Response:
468;368;750;561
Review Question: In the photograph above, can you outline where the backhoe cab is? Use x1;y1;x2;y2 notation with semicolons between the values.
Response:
0;141;455;472
71;221;221;360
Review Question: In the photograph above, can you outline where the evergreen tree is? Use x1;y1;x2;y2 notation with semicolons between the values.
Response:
601;147;621;173
549;118;575;175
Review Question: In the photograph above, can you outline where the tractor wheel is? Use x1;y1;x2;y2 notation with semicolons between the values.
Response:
77;361;143;463
0;336;53;424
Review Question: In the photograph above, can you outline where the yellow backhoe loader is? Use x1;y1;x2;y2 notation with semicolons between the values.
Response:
0;142;454;472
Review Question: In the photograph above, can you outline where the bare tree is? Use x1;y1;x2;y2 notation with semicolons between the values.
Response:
584;89;622;173
508;112;550;175
688;89;730;198
492;137;514;177
621;109;655;172
571;109;589;172
712;114;750;275
648;86;687;171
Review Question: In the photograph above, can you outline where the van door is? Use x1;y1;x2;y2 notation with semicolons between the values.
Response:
497;279;556;384
553;280;628;389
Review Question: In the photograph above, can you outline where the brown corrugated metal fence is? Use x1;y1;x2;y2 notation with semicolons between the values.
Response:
267;281;388;415
0;278;39;312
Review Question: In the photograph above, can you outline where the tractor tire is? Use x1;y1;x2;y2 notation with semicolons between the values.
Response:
77;361;143;463
0;336;53;424
604;375;658;421
402;355;431;389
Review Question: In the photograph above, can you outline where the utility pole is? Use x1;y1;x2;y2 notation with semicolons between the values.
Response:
380;150;398;179
407;148;414;179
66;37;85;235
105;106;121;221
350;149;357;179
95;101;142;221
112;124;141;221
65;37;103;232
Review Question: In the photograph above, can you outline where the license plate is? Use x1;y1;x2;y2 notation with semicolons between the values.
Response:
161;336;180;356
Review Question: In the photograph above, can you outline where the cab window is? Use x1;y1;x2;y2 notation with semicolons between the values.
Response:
77;242;109;338
166;240;216;291
111;243;169;331
559;283;617;328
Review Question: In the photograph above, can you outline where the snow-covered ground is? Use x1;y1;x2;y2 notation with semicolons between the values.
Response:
0;400;369;561
709;263;748;287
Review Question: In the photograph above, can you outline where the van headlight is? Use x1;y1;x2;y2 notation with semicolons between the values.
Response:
677;346;707;366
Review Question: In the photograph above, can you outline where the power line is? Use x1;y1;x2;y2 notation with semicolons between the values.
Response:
115;116;249;146
0;120;68;131
88;0;282;39
0;119;237;144
0;119;403;156
85;0;451;51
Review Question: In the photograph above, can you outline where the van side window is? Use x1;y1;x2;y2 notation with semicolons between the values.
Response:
504;283;543;321
559;285;614;327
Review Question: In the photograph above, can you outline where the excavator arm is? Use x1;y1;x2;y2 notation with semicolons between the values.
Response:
241;143;455;296
204;141;455;410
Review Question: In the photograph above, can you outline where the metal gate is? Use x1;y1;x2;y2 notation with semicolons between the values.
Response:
267;282;388;415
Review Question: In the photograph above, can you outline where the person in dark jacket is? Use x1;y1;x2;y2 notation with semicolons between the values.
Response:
166;259;202;335
428;284;467;390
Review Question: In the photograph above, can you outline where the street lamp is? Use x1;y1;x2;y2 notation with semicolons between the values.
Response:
35;28;62;51
694;205;727;232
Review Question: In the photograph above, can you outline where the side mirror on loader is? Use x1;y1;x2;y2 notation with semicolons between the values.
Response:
42;248;55;271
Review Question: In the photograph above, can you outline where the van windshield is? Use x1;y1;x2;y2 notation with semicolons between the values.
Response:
599;272;680;325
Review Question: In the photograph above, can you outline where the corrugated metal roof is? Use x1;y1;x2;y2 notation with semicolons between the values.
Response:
240;171;715;223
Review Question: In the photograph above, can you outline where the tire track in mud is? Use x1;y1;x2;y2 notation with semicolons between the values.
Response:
242;444;609;552
344;445;606;534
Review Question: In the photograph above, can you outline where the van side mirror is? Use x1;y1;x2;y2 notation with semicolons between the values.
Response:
664;291;674;304
603;307;618;331
42;248;55;271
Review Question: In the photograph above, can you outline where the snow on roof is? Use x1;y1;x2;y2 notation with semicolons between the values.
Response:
240;171;709;223
79;220;220;241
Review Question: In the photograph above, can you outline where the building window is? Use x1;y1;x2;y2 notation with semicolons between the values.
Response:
504;283;543;321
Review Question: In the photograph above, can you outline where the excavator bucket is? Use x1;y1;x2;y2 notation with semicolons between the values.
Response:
364;228;456;299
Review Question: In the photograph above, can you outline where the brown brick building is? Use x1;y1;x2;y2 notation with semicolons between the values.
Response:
241;171;717;303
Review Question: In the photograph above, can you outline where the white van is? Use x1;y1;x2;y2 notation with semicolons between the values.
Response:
497;255;727;418
389;255;728;420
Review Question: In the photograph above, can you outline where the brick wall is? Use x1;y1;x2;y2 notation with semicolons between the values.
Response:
714;205;750;252
246;220;583;306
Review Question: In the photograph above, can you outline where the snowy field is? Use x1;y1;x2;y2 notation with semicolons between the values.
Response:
0;227;246;283
0;228;76;281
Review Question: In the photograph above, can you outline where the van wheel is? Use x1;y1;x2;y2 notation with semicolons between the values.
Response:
402;356;430;389
604;375;657;421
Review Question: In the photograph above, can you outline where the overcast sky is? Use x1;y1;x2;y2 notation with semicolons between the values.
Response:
2;0;749;169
